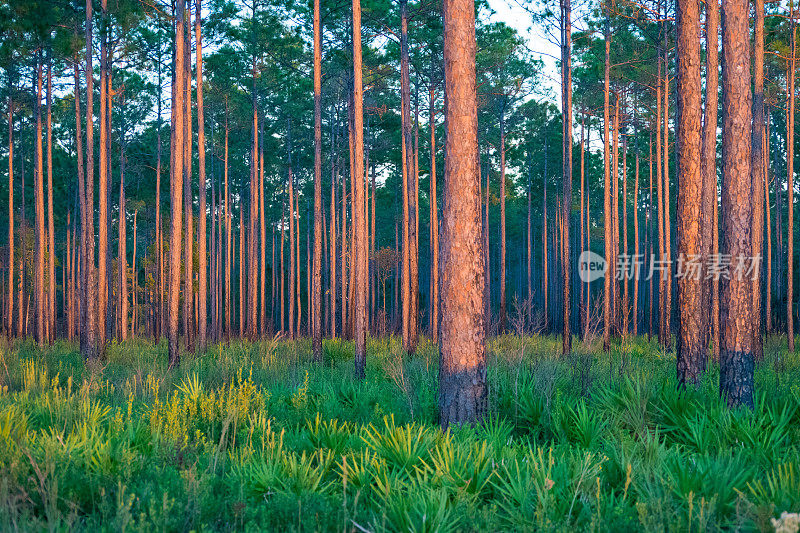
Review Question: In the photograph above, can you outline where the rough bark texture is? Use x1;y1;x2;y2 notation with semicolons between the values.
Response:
168;0;186;368
499;114;507;332
676;0;705;386
429;89;439;343
701;0;719;357
7;93;12;337
352;0;368;378
751;0;765;361
439;0;486;429
98;0;109;348
789;11;796;353
400;0;418;354
720;0;754;408
603;8;612;353
34;55;44;346
83;0;98;360
312;0;323;361
561;0;572;354
46;54;54;343
196;0;208;350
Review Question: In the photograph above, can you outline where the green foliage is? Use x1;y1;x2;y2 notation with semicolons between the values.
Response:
1;336;800;531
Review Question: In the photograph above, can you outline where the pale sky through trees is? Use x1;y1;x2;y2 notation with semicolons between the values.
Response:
488;0;561;97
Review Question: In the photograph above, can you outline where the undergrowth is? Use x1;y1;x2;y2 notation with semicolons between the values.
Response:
0;334;799;531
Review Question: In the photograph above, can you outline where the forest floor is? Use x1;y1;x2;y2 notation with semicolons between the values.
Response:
1;334;799;531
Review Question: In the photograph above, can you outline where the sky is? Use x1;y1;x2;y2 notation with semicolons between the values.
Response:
487;0;562;99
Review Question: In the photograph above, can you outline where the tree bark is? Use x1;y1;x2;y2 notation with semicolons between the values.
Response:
789;7;796;353
751;0;765;361
676;0;705;386
46;51;54;343
439;0;485;428
400;0;418;354
429;88;439;342
603;7;612;352
83;0;98;359
561;0;572;354
168;0;187;368
34;53;45;346
353;0;368;377
701;0;720;357
7;90;12;338
312;0;323;360
98;0;109;348
720;0;754;407
196;0;208;350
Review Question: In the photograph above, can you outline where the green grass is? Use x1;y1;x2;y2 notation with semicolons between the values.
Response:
1;334;800;531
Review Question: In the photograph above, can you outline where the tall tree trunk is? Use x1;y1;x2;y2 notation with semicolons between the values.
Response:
720;0;754;407
259;123;266;337
353;0;367;377
439;0;485;428
82;1;97;359
676;0;705;386
312;0;323;360
225;112;231;340
561;0;572;354
603;7;612;352
765;108;772;333
752;0;765;360
663;35;673;348
429;88;439;342
633;130;640;335
788;7;796;353
649;131;654;339
118;130;128;341
542;138;548;328
701;0;720;356
168;0;187;368
46;51;54;343
155;24;164;344
183;12;195;351
132;209;137;337
98;0;109;348
6;90;12;338
196;0;208;350
289;172;295;338
34;53;45;346
400;0;418;354
330;158;337;338
239;197;244;337
499;112;507;332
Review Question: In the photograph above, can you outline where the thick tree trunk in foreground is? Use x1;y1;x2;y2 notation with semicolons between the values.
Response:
676;0;705;386
439;0;485;429
720;0;754;407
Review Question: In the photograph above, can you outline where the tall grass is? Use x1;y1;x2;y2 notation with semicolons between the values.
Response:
0;335;799;531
